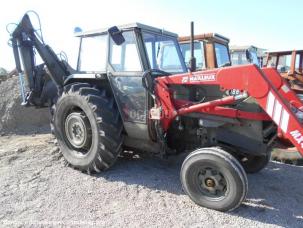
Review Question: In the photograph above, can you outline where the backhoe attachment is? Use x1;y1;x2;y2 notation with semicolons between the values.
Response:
10;13;70;106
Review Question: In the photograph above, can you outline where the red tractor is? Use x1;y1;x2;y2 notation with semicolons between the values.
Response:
9;13;303;212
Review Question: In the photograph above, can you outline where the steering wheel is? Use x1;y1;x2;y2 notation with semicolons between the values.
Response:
142;69;171;95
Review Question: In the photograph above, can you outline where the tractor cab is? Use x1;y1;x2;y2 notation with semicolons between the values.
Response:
75;23;187;74
230;45;265;67
264;50;303;93
178;33;231;70
265;50;303;75
75;23;187;142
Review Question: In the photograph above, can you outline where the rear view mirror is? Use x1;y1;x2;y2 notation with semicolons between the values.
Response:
245;50;252;63
108;26;125;45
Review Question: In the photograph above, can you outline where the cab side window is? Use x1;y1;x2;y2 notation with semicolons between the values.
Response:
214;43;230;67
79;34;107;72
109;31;142;72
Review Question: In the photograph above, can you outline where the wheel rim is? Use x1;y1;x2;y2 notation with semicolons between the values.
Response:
64;112;91;151
196;166;227;199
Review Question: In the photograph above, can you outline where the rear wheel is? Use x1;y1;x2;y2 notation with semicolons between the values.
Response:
53;83;123;173
180;147;248;212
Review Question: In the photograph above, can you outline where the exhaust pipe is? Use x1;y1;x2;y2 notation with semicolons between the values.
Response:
189;21;196;72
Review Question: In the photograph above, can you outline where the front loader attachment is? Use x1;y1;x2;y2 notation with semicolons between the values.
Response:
154;65;303;157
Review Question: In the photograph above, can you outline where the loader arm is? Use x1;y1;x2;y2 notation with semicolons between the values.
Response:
10;14;70;105
154;64;303;157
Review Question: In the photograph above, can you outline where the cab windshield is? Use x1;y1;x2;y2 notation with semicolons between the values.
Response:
143;32;187;73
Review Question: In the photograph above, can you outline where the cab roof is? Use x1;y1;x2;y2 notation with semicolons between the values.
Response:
75;22;178;38
265;50;303;55
178;33;230;44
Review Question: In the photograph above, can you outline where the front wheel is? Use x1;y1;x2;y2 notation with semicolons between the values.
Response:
180;147;248;212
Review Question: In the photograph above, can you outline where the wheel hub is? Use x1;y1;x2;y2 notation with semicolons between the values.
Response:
72;124;83;139
65;112;90;149
198;168;226;197
205;178;215;188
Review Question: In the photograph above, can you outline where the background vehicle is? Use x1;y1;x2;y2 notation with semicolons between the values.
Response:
178;33;231;70
9;13;303;212
230;45;265;67
265;50;303;93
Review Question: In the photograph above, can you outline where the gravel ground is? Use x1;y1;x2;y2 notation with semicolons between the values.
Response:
0;133;302;227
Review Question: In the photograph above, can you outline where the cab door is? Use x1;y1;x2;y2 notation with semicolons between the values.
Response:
107;30;150;140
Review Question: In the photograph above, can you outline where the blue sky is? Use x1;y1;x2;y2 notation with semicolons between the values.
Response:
1;0;302;70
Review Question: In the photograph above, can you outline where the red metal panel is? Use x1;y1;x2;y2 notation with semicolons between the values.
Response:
262;68;303;108
154;65;303;157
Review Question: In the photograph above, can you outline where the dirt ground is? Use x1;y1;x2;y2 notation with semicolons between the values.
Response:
0;76;50;134
0;132;302;227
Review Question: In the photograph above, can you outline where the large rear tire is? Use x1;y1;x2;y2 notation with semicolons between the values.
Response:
180;147;248;212
53;83;123;173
